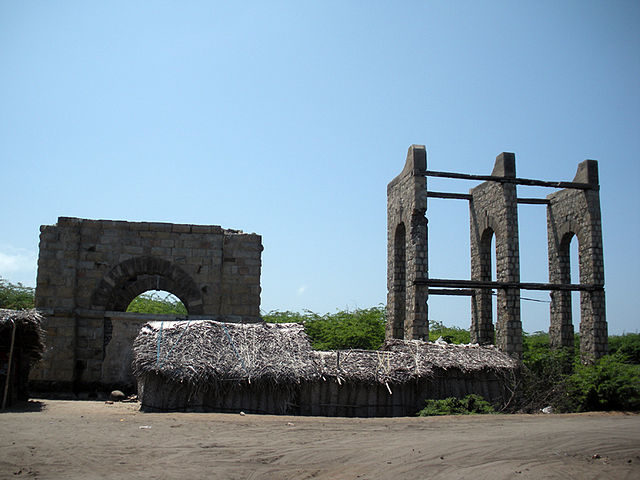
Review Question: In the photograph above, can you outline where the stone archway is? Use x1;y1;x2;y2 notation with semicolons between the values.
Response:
91;256;204;314
32;217;263;390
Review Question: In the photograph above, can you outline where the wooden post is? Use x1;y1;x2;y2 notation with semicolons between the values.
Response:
2;320;17;410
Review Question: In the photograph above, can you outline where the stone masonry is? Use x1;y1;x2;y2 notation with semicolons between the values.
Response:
32;217;262;390
469;153;522;358
547;161;607;361
386;145;429;340
387;146;606;363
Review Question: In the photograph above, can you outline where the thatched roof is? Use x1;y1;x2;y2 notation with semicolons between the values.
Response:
132;320;319;386
132;320;518;389
382;339;519;373
0;309;46;365
313;349;433;385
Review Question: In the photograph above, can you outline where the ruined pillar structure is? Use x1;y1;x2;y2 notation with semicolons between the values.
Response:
547;160;607;362
469;153;522;358
386;145;428;340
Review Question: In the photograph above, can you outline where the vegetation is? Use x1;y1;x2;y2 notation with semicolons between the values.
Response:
608;333;640;364
0;276;35;310
514;330;640;413
418;394;495;416
126;291;187;315
262;306;386;350
428;319;470;344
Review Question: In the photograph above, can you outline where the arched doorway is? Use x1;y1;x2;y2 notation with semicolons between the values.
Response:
91;256;204;315
93;256;204;389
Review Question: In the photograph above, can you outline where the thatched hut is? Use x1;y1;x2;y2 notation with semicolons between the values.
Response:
0;309;45;407
133;320;318;413
133;320;518;416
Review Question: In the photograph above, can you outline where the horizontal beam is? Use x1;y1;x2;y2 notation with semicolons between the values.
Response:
415;278;604;292
426;191;472;200
428;191;551;205
427;288;475;296
421;170;597;190
517;197;550;205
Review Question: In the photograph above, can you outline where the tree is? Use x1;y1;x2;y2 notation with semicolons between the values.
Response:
0;276;35;310
126;291;187;315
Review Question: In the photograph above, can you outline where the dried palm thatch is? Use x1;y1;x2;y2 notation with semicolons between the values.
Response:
313;349;434;385
132;320;319;388
133;320;518;391
382;338;519;373
0;309;46;365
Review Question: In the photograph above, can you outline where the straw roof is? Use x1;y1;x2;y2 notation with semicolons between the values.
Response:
382;339;519;373
132;320;319;387
0;309;46;365
313;349;432;385
132;320;518;389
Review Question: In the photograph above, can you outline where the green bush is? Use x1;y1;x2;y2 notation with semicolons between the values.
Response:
428;320;470;344
566;353;640;411
0;276;35;310
126;292;187;315
418;394;494;416
608;333;640;364
513;332;640;413
262;307;386;350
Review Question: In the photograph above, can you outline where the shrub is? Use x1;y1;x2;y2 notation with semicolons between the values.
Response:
126;292;187;315
418;394;495;416
607;333;640;364
428;320;470;344
0;276;35;310
566;353;640;411
262;307;386;351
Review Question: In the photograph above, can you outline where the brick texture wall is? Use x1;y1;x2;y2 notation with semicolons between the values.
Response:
386;145;428;341
547;161;607;362
31;217;262;388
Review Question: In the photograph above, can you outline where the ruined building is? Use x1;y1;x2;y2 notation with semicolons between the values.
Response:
387;145;607;362
31;217;262;390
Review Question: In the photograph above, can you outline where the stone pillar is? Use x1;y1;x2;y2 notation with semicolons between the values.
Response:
386;145;428;340
469;153;522;358
547;160;607;363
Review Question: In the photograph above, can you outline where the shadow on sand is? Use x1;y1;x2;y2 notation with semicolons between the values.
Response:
1;400;46;413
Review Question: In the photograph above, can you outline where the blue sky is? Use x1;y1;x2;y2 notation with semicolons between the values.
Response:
1;1;638;334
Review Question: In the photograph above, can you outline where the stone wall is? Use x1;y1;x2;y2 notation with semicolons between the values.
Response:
547;161;607;361
469;153;522;358
31;217;262;389
386;145;428;340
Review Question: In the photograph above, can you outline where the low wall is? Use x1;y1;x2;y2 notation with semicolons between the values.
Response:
137;369;512;416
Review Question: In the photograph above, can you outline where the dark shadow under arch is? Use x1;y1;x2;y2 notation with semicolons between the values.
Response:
91;256;204;314
392;222;406;339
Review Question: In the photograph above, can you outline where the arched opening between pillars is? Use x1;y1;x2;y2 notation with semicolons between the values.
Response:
393;223;406;339
91;256;204;315
550;231;579;349
475;227;496;344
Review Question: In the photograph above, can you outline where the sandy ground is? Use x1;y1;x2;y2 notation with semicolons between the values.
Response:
0;400;639;480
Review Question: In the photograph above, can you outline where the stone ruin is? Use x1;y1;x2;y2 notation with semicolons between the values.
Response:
387;145;607;362
31;217;262;390
28;146;607;392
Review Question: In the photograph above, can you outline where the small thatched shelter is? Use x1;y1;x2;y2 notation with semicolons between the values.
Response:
133;320;318;413
0;309;45;407
133;320;518;416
